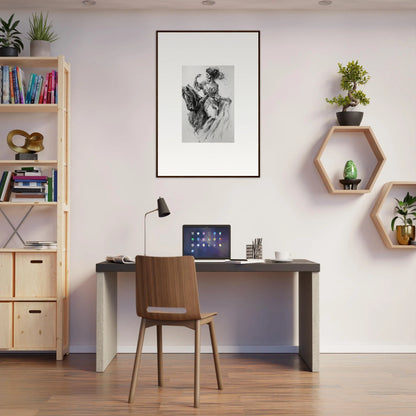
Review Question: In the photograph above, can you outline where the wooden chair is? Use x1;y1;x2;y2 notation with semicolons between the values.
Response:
128;255;223;408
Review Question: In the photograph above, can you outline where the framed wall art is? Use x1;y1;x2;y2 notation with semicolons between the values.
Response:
156;30;260;177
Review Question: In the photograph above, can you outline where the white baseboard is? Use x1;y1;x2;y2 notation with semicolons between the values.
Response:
69;345;96;353
118;345;299;354
322;345;416;353
69;344;416;354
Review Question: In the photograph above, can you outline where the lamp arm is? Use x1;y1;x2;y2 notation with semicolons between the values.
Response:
144;208;158;256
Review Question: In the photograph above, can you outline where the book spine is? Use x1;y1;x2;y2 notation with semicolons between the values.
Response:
51;71;56;104
30;75;40;104
13;175;48;181
16;67;25;104
47;72;53;104
15;181;46;186
3;66;9;103
0;66;2;103
9;67;14;104
25;73;35;104
42;74;49;104
0;171;12;201
54;70;58;104
2;172;13;202
12;67;20;104
47;177;52;202
53;168;57;202
34;75;43;104
0;171;7;196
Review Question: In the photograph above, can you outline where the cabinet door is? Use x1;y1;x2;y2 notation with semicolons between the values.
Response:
14;302;56;349
0;302;12;349
0;253;13;297
15;253;57;298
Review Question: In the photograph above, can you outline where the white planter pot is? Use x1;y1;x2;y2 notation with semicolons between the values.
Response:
30;40;51;57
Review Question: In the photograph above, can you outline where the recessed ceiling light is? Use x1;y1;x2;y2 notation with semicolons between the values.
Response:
318;0;332;5
82;0;96;6
202;0;215;5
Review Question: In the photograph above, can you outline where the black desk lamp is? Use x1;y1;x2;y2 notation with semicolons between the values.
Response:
144;197;170;255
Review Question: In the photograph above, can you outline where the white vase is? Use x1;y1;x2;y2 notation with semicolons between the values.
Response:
30;40;51;57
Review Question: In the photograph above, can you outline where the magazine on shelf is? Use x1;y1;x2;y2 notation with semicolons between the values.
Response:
106;255;135;264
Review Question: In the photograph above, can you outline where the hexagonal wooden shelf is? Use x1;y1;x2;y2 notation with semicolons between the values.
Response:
370;181;416;249
314;126;386;194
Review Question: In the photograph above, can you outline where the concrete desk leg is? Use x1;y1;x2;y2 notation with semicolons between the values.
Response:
96;271;118;372
298;271;319;372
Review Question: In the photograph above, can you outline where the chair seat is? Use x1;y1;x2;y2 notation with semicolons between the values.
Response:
200;312;217;323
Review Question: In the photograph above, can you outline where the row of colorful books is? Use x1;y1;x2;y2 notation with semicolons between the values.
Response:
0;167;57;202
0;66;58;104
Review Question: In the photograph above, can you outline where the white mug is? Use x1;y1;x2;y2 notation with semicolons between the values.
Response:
274;250;292;261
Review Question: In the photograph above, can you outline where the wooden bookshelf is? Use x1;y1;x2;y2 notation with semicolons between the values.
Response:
0;56;70;359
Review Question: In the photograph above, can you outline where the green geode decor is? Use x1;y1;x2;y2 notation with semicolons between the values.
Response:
343;160;357;179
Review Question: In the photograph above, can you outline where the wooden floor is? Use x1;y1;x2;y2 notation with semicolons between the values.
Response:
0;353;416;415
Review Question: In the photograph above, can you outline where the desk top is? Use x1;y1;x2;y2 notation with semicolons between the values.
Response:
96;259;320;273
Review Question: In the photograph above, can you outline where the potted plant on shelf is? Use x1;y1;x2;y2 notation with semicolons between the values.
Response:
27;12;58;57
0;14;24;56
326;60;370;126
391;192;416;245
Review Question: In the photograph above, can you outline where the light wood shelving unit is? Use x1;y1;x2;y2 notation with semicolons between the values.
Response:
370;181;416;250
0;56;70;359
314;126;386;194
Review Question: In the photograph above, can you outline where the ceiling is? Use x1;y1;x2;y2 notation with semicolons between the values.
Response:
2;0;416;11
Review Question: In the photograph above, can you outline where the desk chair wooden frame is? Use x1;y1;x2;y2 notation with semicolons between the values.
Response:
128;255;223;408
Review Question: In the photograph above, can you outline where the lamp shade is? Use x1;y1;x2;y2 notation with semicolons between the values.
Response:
157;197;170;217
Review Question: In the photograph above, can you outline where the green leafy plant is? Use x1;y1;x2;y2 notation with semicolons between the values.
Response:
391;192;416;231
27;12;58;42
326;60;370;111
0;14;24;53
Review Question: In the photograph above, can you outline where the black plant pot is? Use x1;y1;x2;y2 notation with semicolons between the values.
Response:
336;111;363;126
0;47;19;56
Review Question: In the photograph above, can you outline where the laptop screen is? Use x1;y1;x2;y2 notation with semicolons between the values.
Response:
182;225;231;259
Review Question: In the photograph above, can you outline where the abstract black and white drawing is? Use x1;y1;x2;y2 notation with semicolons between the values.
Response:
157;31;260;177
182;65;234;143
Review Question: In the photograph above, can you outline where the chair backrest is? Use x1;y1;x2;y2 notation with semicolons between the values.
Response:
135;255;202;321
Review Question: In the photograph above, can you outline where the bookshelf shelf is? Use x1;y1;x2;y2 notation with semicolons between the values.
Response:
0;202;58;206
0;104;58;113
0;56;70;359
0;160;58;166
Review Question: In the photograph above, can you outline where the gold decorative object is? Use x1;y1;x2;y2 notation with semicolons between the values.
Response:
396;225;415;245
7;129;44;154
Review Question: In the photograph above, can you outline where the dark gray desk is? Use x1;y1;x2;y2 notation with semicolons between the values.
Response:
96;259;320;373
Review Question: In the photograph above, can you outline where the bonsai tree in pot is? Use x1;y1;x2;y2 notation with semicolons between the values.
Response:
27;12;58;57
391;192;416;245
326;60;370;126
0;14;24;56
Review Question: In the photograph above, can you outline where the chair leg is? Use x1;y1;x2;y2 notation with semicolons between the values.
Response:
208;320;223;390
194;320;201;408
128;318;146;403
157;325;163;387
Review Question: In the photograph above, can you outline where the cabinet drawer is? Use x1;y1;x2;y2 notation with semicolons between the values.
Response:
0;302;12;349
15;253;56;298
0;253;13;297
14;302;56;349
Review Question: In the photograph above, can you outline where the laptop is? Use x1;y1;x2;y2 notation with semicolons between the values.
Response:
182;224;233;261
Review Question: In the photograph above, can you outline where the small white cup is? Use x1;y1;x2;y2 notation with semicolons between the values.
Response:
274;250;292;261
